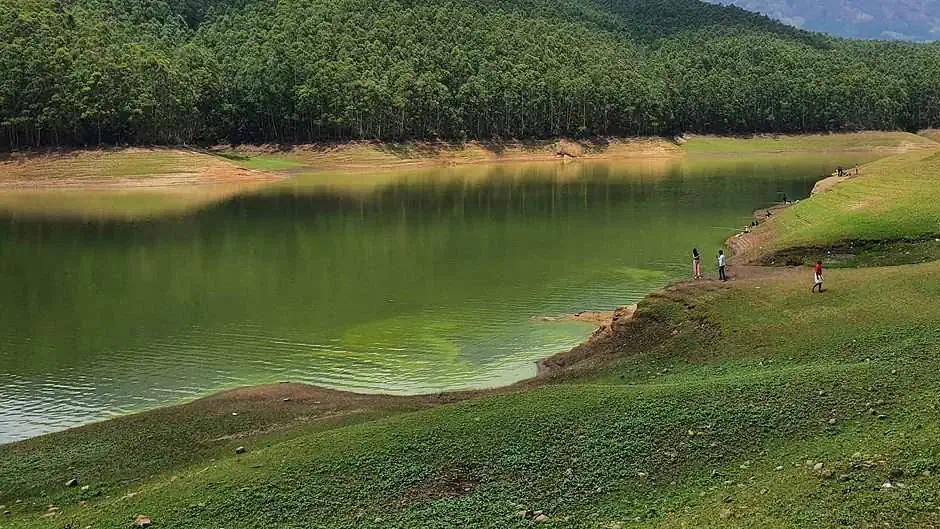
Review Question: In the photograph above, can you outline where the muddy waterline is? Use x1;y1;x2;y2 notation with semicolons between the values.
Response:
0;155;872;442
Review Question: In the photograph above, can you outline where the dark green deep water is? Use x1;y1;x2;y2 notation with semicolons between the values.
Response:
0;156;867;442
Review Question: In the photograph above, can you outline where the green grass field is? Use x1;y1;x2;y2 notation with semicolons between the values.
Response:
682;131;935;155
3;134;940;528
767;146;940;253
3;264;940;528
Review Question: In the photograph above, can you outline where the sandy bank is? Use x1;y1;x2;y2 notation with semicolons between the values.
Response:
0;148;278;190
2;131;930;190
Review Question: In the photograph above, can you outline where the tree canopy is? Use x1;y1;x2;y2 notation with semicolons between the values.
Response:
2;0;940;149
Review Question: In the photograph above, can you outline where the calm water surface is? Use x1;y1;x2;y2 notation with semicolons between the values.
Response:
0;156;868;442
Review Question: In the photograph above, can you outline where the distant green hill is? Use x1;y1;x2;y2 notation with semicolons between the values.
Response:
704;0;940;41
2;0;940;148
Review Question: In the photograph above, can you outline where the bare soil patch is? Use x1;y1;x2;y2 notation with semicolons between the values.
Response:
399;467;479;505
0;148;278;189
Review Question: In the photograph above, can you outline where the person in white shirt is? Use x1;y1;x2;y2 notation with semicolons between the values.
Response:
718;250;727;281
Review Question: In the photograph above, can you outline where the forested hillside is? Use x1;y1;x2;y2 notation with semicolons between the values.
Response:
3;0;940;149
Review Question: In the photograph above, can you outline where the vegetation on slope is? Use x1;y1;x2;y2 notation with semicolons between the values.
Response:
4;0;940;149
4;144;940;527
766;145;940;252
3;262;940;528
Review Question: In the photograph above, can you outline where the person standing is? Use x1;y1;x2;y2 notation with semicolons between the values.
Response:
692;249;702;279
813;260;824;293
718;250;727;282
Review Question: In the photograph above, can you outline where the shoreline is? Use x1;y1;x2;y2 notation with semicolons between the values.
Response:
0;131;933;191
0;134;929;446
1;304;641;446
5;140;940;528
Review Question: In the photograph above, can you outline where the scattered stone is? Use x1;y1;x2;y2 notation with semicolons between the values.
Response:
775;466;784;472
2;510;9;516
814;463;824;471
517;510;531;519
637;472;648;479
719;508;733;520
821;470;834;479
877;414;888;421
891;370;897;375
66;478;79;488
134;514;153;527
760;488;768;495
922;470;932;477
235;446;246;455
282;398;291;402
79;501;88;507
534;514;549;523
828;418;837;425
818;390;826;396
882;481;893;489
231;412;238;416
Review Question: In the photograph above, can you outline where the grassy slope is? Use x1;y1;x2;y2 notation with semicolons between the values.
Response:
3;265;940;528
682;131;936;155
767;145;940;252
3;131;940;528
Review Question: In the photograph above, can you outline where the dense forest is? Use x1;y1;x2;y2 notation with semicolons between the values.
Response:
3;0;940;149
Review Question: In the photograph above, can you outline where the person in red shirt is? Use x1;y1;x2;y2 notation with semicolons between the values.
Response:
812;261;824;293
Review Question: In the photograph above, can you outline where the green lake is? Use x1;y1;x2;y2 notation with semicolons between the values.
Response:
0;155;869;442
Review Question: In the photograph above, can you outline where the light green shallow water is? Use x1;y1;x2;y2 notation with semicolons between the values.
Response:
0;155;870;442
